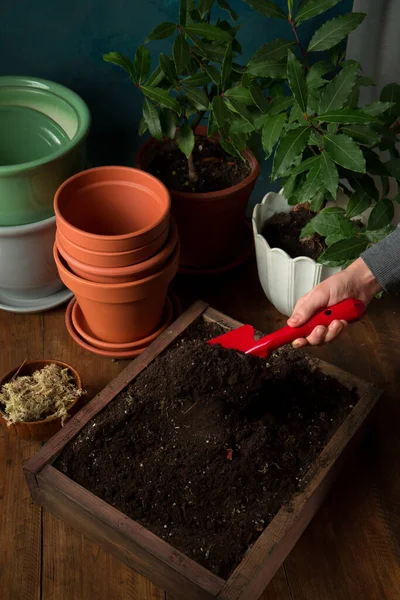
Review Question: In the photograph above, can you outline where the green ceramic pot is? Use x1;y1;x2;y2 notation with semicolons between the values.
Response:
0;76;91;226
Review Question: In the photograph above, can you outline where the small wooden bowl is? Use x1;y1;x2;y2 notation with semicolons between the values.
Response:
0;359;83;441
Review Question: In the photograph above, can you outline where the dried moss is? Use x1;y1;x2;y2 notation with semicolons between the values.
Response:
0;363;84;425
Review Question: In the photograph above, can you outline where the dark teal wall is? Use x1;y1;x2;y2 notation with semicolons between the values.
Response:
0;0;353;202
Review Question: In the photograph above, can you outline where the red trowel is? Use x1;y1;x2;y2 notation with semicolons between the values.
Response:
208;299;365;358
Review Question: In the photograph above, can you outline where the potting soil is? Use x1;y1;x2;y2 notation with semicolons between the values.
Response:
57;320;357;578
147;136;251;194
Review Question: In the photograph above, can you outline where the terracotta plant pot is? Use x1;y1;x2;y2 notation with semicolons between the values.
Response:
72;295;174;350
54;166;170;253
56;224;169;268
57;218;179;284
0;360;83;441
54;244;179;344
135;126;260;270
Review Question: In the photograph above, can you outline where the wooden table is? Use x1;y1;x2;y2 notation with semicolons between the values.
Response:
1;257;400;600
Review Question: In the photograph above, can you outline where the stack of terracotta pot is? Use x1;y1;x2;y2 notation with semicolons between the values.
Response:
53;166;180;358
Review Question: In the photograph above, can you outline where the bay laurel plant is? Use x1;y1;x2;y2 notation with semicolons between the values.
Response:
104;0;400;267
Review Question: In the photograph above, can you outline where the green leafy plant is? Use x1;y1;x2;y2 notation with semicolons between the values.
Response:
104;0;400;267
241;0;400;268
104;0;251;182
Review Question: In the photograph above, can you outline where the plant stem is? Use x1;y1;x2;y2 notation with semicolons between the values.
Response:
289;18;309;69
188;152;197;182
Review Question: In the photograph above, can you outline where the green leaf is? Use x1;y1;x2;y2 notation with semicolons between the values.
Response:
356;75;375;87
311;209;354;238
247;39;296;78
265;96;294;115
226;98;253;123
346;191;370;219
291;155;321;176
141;86;181;114
287;50;307;113
176;123;195;158
350;175;379;203
173;35;190;73
365;224;395;243
185;87;209;110
310;190;325;212
318;109;375;124
362;101;395;117
212;96;230;134
138;116;148;136
249;84;269;112
320;152;338;199
300;219;315;239
146;66;165;87
143;98;162;140
198;0;215;16
179;0;189;25
240;0;286;19
224;86;253;104
103;52;136;81
221;44;232;91
385;159;400;180
134;45;151;84
319;236;369;265
184;23;232;41
160;108;177;139
296;0;342;25
318;63;358;114
323;133;366;173
308;13;366;53
181;72;211;86
230;119;255;134
220;137;243;159
146;21;176;42
325;232;347;246
380;83;400;122
272;126;310;179
297;161;324;204
159;54;177;84
204;64;220;85
306;62;331;91
341;125;381;145
217;0;239;21
367;198;394;231
261;114;287;157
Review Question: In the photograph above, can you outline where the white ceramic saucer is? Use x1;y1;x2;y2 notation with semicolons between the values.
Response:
0;286;73;314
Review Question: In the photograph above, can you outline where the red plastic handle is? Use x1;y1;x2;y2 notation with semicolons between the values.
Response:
248;298;366;357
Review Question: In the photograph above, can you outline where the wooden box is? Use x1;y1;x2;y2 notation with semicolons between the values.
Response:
24;301;381;600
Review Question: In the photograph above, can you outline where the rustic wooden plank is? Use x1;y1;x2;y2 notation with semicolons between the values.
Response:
42;510;165;600
37;466;224;600
24;299;209;483
0;311;43;600
217;367;381;600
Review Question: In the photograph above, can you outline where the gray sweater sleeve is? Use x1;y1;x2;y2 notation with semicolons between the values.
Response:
361;226;400;293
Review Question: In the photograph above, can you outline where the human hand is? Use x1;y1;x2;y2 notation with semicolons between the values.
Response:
287;258;382;347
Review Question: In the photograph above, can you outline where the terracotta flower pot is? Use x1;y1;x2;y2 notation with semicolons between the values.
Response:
0;360;83;441
54;244;179;344
55;224;169;268
54;166;170;252
57;218;179;284
135;126;260;270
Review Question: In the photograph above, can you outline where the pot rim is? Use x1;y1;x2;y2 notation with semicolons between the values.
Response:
57;218;178;277
0;76;91;175
0;359;83;426
135;127;260;201
54;166;171;244
54;240;179;291
0;214;55;236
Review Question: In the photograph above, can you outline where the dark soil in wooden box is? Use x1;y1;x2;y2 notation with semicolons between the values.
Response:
56;320;358;578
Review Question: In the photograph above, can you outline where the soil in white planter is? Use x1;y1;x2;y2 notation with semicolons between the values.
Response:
56;320;358;578
262;206;326;260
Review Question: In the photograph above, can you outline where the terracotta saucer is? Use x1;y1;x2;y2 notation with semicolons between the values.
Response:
65;293;180;359
178;221;254;276
72;295;173;350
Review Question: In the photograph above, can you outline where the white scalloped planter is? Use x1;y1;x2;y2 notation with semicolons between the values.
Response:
252;191;341;317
